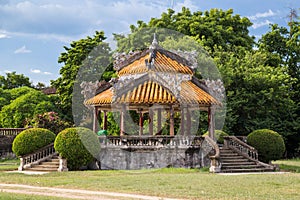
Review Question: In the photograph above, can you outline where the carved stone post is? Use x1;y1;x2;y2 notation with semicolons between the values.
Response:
18;157;24;171
58;156;68;172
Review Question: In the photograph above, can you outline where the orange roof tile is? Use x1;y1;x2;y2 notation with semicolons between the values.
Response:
117;51;193;76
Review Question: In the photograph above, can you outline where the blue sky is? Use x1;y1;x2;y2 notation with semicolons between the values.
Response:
0;0;299;85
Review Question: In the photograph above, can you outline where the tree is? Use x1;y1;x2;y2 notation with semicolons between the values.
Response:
0;72;32;89
215;47;297;150
51;31;112;123
115;8;255;53
0;88;57;128
258;19;300;156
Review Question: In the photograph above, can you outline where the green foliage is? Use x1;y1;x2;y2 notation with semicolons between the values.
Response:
0;71;32;89
215;48;297;139
51;31;112;123
247;129;286;163
12;128;56;156
115;8;254;53
54;127;101;170
203;130;229;144
0;89;57;128
26;112;71;134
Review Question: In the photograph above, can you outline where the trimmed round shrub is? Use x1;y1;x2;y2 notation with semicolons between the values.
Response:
54;127;101;170
203;130;229;144
12;128;56;156
247;129;285;163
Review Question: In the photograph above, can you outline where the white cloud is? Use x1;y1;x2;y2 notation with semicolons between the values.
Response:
252;20;272;29
14;45;32;54
248;9;277;20
31;69;53;75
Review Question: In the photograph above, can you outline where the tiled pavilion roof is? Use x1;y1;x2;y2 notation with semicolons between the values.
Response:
85;35;220;108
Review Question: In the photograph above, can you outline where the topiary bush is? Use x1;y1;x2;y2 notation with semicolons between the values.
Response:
203;130;229;144
54;127;101;170
12;128;56;156
247;129;286;163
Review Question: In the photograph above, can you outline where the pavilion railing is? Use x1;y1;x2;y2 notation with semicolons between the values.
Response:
0;128;27;136
98;135;204;147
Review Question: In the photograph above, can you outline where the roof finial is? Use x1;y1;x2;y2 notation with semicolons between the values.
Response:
150;33;158;49
152;33;158;46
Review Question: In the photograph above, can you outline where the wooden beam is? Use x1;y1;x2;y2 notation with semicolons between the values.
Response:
157;108;162;134
169;105;174;136
186;107;191;136
93;107;99;133
208;106;216;141
139;109;143;136
103;110;107;130
180;108;185;136
149;108;154;135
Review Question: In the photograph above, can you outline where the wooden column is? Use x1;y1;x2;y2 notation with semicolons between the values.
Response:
157;108;162;134
103;110;107;130
149;109;154;135
208;106;216;141
93;107;99;133
139;109;143;136
180;107;185;136
169;105;174;136
120;108;124;136
186;107;191;136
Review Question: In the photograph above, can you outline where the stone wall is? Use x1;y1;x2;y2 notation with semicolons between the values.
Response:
98;145;212;170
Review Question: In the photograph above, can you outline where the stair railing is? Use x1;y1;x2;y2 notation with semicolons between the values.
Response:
18;143;56;171
223;136;258;160
204;136;221;173
223;136;274;169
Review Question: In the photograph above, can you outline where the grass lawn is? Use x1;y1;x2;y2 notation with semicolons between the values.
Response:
273;159;300;173
0;192;66;200
0;159;299;199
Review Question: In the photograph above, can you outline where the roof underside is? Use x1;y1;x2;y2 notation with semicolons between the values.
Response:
85;80;220;107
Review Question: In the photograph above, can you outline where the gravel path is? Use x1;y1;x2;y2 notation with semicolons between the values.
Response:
0;183;180;200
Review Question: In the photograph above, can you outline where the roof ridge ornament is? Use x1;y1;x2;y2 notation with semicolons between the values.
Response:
146;33;159;70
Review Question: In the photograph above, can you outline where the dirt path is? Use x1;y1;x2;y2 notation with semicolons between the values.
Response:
0;183;180;200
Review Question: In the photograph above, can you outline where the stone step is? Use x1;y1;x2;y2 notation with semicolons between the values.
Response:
221;158;250;162
220;156;244;159
222;165;264;169
222;161;257;166
221;168;274;173
40;161;59;166
220;153;240;156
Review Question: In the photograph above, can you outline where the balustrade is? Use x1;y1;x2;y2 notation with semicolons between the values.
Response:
0;128;27;136
223;136;258;160
19;143;56;171
99;135;204;147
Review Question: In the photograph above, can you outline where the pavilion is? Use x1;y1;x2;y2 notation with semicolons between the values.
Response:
85;35;221;140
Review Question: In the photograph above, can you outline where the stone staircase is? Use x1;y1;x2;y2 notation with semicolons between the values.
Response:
220;147;274;173
25;154;60;172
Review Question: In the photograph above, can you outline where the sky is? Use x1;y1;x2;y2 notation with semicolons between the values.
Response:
0;0;299;86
